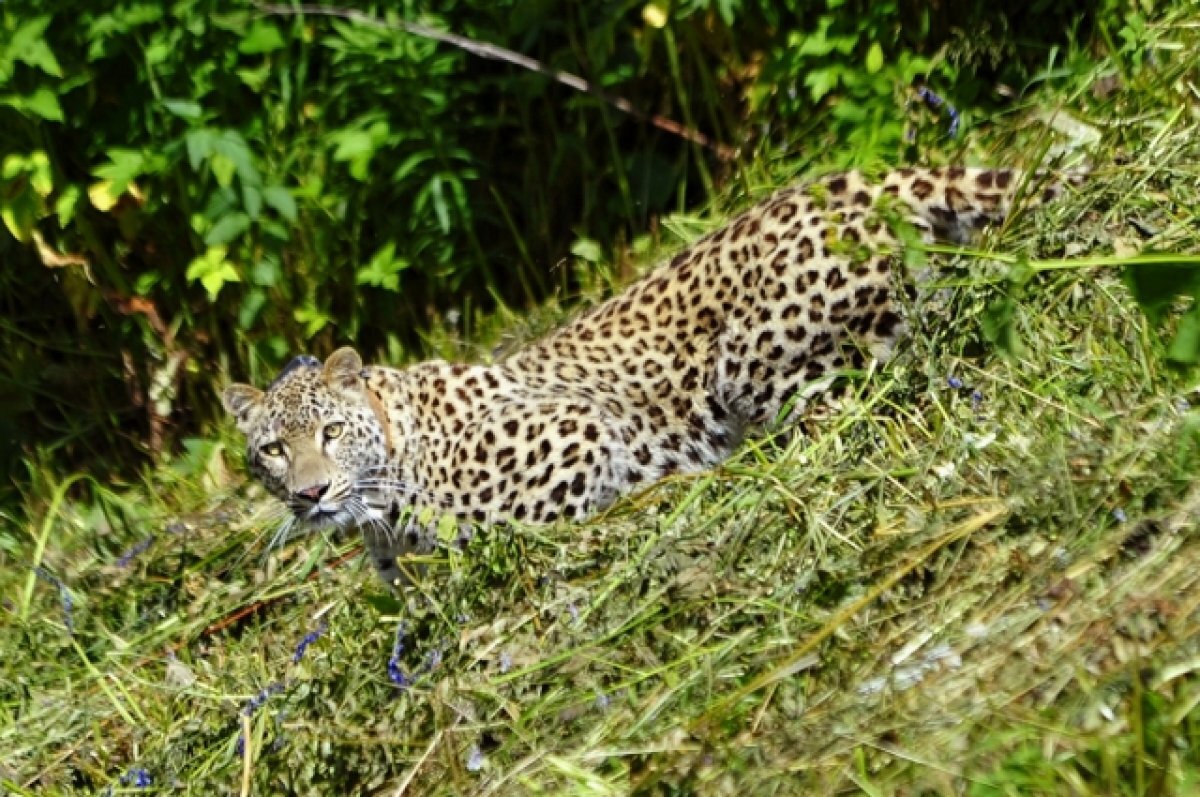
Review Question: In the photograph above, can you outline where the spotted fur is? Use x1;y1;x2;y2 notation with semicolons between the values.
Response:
223;166;1073;584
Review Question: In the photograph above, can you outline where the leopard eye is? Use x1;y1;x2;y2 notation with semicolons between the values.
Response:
323;422;345;441
260;441;285;458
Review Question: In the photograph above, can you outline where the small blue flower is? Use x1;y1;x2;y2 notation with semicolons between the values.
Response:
34;567;74;634
121;768;152;788
595;691;610;711
499;651;512;674
242;681;285;716
292;622;327;664
917;86;944;108
1112;507;1127;523
424;647;443;672
388;622;409;688
971;389;984;406
947;375;964;390
916;86;960;138
466;744;486;772
116;535;156;568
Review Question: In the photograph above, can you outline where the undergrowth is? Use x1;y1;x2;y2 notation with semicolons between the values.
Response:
4;5;1200;796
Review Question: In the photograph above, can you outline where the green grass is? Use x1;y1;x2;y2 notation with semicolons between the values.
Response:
5;8;1200;796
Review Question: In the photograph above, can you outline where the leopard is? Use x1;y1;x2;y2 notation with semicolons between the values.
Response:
223;166;1076;585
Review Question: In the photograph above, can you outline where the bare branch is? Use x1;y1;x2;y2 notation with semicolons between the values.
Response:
256;3;738;161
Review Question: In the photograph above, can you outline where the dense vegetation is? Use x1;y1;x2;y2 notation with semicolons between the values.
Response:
4;0;1200;794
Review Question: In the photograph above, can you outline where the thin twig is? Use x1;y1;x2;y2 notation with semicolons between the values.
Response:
256;3;737;161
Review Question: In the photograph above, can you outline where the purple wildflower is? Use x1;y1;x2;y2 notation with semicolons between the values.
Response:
947;375;964;390
971;389;984;406
121;768;152;788
424;647;443;672
499;651;512;673
35;567;74;634
595;692;610;711
116;535;156;568
388;622;409;687
916;86;960;138
917;86;944;108
1112;507;1128;523
242;681;285;716
466;744;486;772
292;622;327;664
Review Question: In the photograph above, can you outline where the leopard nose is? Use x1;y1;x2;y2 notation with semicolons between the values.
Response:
295;482;330;502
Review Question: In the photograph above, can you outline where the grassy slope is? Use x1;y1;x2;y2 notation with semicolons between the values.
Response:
4;9;1200;796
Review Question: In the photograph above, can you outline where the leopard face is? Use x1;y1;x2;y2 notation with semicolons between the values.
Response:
222;348;394;536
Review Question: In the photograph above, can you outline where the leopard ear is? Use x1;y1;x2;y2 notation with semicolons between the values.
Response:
324;346;365;392
222;383;265;433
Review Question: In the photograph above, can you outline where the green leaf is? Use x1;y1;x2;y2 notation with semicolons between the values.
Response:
804;67;843;102
262;186;297;223
135;271;160;295
251;257;281;286
236;64;270;91
204;212;251;246
428;175;450;233
570;238;603;263
242;184;262;220
211;130;260;186
294;304;334;337
4;16;59;78
355;242;409;291
239;22;286;55
238;288;267;329
865;42;884;74
27;151;52;197
94;149;146;193
331;130;375;162
361;592;405;615
185;245;239;301
16;38;62;78
185;129;215;169
436;512;458;544
54;185;82;226
1168;307;1200;365
162;99;202;120
393;151;433;184
0;186;41;242
1123;259;1200;324
0;88;64;122
981;296;1022;356
144;39;172;66
210;153;236;188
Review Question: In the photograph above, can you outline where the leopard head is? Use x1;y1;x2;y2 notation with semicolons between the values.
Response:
222;347;392;533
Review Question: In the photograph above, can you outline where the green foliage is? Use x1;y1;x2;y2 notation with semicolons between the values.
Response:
1124;260;1200;365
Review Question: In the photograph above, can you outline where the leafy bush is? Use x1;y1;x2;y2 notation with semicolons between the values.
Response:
0;0;1113;493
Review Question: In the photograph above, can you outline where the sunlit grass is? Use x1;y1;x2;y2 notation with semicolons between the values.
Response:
4;7;1200;795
